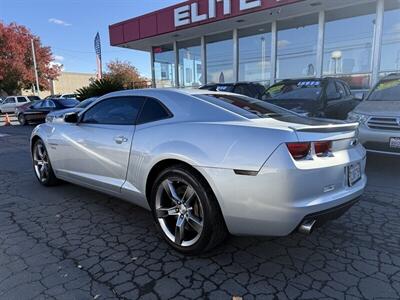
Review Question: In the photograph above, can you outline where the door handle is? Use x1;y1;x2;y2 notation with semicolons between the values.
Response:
114;136;128;144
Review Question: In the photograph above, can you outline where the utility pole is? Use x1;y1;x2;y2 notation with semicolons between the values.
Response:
31;38;40;95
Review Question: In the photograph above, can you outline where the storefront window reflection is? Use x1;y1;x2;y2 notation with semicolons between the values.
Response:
206;32;234;83
277;15;318;80
153;44;175;88
238;24;271;84
324;11;375;76
380;7;400;73
178;39;202;87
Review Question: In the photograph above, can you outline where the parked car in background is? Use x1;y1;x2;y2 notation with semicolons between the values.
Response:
347;73;400;156
59;93;78;99
262;78;360;120
45;93;77;100
0;96;31;114
27;96;41;102
17;98;79;125
199;82;266;99
46;97;98;123
31;89;366;254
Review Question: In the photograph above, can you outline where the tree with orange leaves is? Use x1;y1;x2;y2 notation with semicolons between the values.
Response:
0;21;61;95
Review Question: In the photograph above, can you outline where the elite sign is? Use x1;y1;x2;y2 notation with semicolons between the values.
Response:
174;0;264;27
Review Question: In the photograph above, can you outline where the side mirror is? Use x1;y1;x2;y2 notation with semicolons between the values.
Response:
354;92;364;101
64;112;79;123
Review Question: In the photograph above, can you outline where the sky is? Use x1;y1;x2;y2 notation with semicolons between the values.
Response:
0;0;183;78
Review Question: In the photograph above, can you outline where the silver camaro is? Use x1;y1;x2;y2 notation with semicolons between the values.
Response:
30;89;367;254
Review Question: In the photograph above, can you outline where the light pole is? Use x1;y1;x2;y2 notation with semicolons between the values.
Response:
331;50;342;74
31;38;40;95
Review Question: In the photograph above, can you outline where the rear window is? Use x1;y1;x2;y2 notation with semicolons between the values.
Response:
264;80;323;101
196;94;293;119
215;85;234;92
28;96;41;101
196;93;336;126
58;99;79;107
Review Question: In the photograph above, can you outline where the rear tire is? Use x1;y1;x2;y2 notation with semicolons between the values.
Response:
150;164;227;254
18;114;27;126
32;139;59;186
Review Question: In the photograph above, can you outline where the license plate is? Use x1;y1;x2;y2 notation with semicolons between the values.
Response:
390;137;400;149
348;163;361;187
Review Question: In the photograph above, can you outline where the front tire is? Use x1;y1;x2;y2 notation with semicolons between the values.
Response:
150;165;227;254
32;139;59;186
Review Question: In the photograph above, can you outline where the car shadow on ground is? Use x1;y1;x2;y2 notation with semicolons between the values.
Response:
4;165;398;299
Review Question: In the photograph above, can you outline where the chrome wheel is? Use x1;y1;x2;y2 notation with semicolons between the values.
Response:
33;142;50;182
155;178;204;247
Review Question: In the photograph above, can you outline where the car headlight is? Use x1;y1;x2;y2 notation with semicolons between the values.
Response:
46;115;54;123
347;112;369;124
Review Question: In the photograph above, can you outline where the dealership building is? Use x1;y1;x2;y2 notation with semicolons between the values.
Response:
109;0;400;90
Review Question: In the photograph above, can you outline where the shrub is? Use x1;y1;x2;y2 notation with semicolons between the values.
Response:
76;78;124;100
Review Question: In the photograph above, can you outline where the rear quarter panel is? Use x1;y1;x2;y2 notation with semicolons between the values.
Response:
125;120;297;197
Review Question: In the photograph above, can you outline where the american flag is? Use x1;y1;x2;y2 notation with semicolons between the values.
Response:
94;32;102;79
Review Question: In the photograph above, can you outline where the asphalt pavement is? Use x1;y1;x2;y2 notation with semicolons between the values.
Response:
0;125;399;300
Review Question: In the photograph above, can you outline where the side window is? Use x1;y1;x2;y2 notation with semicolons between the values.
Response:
326;81;338;100
81;96;145;125
17;97;27;103
42;100;56;108
344;83;351;96
136;97;172;125
5;98;16;104
32;102;44;109
234;85;253;98
335;82;346;99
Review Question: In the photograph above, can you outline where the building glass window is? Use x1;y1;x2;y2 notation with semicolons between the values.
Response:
324;6;375;76
277;15;318;80
238;24;271;84
206;32;233;83
380;3;400;73
153;44;175;88
178;39;202;88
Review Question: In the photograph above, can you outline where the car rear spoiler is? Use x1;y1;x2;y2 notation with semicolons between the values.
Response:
289;122;359;133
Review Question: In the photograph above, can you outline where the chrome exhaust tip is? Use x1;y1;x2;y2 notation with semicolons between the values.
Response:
298;219;317;235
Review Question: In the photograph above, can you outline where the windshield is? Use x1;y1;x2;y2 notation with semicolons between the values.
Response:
58;99;79;108
264;80;323;101
368;79;400;101
77;98;96;108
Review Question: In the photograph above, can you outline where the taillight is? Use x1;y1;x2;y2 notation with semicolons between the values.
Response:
286;142;311;160
314;141;332;156
287;141;333;160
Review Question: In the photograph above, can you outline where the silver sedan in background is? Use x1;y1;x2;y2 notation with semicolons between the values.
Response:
30;89;367;254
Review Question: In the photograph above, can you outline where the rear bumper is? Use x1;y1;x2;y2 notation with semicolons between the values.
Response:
359;125;400;156
296;196;361;233
198;143;367;236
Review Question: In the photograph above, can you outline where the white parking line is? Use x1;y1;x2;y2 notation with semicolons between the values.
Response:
0;134;10;137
